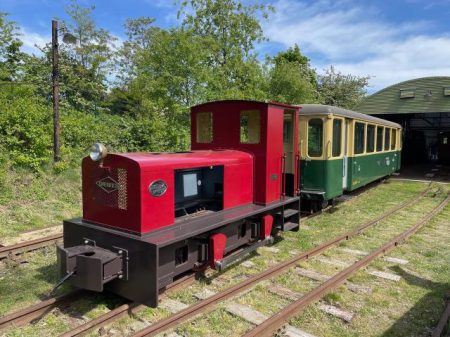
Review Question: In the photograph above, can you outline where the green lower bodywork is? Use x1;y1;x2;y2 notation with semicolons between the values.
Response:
300;151;401;200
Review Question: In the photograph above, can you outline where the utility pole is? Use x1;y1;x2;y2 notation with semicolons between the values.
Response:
52;19;61;162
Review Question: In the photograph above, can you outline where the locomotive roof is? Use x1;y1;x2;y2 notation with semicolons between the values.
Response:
297;104;402;129
192;99;299;109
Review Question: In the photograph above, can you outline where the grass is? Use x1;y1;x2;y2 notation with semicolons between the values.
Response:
0;167;81;240
1;179;447;337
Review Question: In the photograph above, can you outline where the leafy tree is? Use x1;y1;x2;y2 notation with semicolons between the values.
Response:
267;45;318;104
178;0;272;98
0;12;25;82
318;65;370;109
116;17;157;85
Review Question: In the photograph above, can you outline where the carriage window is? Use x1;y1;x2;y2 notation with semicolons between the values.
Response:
196;112;213;143
366;125;375;153
308;119;323;157
354;122;365;154
332;119;342;157
384;128;391;150
391;129;397;150
240;110;260;144
376;126;384;151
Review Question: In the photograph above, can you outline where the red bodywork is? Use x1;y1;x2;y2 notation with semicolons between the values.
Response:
82;150;253;234
191;100;299;205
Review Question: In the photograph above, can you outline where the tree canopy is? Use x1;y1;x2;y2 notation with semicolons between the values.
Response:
0;0;370;171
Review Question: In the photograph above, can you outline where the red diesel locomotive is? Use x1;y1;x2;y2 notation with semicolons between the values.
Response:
57;100;301;306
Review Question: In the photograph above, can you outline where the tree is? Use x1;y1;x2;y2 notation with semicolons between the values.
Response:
178;0;272;98
318;66;370;109
0;12;25;82
267;45;318;104
116;16;157;86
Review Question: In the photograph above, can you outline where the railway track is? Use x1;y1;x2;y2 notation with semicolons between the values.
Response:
0;183;433;336
120;185;434;337
0;233;62;261
244;193;450;337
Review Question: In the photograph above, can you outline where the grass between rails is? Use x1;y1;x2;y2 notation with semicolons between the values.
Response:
0;167;81;241
0;180;437;337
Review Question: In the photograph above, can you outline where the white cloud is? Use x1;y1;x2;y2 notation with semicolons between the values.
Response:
265;0;450;92
19;28;49;55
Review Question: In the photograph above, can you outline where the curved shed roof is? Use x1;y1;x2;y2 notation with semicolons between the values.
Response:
356;76;450;115
297;104;401;128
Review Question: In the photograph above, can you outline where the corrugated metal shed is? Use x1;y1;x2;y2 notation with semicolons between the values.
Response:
357;77;450;115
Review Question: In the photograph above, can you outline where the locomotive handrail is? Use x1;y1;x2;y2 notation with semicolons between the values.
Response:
281;154;286;198
296;152;301;194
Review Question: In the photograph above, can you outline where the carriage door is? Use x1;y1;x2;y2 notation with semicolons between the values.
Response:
342;119;349;189
283;110;297;196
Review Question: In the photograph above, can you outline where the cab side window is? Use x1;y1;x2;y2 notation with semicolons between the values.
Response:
354;122;365;154
332;119;342;157
308;119;323;157
366;125;375;153
376;126;384;152
196;112;213;143
240;110;260;144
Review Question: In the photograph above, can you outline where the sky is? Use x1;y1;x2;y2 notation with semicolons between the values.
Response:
1;0;450;93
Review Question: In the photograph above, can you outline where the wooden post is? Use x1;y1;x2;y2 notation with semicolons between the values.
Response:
52;20;61;162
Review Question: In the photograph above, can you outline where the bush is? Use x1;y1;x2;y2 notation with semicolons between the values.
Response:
0;91;52;170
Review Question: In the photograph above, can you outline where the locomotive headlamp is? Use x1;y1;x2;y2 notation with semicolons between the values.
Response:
89;143;108;162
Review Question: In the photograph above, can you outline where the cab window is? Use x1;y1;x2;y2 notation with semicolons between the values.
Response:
391;129;397;150
308;119;323;157
332;119;342;157
376;126;384;152
354;122;365;154
366;124;375;153
196;112;213;143
384;128;391;150
240;110;260;144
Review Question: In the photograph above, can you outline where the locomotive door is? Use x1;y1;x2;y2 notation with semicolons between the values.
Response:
283;109;298;196
342;119;349;189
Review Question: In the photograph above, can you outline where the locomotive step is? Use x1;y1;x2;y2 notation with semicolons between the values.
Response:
277;208;299;218
283;221;299;231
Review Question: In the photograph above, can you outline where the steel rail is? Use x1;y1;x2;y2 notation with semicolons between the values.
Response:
244;193;450;337
0;290;83;331
128;185;432;337
59;273;197;337
432;300;450;337
0;233;63;260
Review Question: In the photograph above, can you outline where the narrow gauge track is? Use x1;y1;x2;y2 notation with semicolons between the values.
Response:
87;185;430;337
0;273;196;332
0;182;429;336
0;233;62;261
244;193;450;337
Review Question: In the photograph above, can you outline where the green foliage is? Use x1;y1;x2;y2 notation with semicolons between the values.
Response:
0;12;23;81
0;88;52;169
179;0;272;98
267;45;318;104
318;65;370;109
0;0;371;173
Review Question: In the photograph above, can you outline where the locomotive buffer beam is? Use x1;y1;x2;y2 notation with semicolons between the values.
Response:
57;242;127;292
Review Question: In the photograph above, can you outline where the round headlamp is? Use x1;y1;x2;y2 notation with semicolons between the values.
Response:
89;143;108;162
